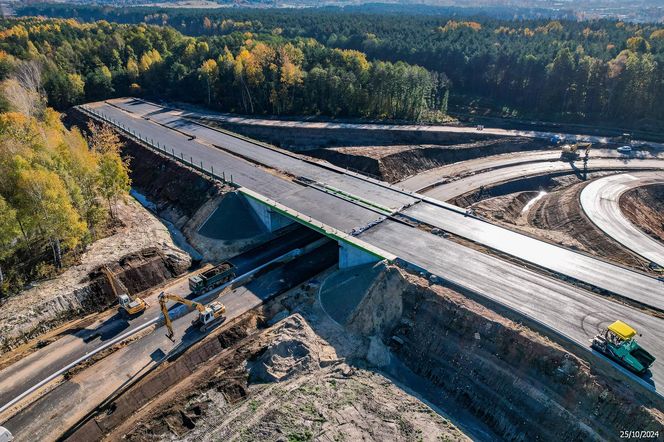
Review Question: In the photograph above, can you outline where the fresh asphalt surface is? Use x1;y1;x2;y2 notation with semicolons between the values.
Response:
88;99;663;308
402;203;664;311
420;158;664;202
580;172;664;268
397;148;664;192
83;98;664;394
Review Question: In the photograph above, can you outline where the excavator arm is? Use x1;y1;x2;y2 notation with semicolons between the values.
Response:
158;291;207;341
102;266;122;299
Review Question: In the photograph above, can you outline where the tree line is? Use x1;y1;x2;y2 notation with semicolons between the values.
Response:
0;18;449;120
0;59;130;296
20;4;664;129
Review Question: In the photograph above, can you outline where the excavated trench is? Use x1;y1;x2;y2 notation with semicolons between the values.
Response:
0;247;189;354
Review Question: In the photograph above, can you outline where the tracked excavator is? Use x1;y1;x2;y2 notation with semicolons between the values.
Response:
560;142;592;161
102;266;147;316
158;291;226;341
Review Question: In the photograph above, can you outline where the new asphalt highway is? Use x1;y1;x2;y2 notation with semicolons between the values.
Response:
398;149;664;193
86;98;663;309
81;98;664;393
581;172;664;268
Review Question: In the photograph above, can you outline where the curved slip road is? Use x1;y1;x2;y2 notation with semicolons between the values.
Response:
420;157;664;202
398;149;664;192
580;172;664;267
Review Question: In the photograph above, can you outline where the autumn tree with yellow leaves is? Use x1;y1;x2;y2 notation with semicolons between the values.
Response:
0;98;130;296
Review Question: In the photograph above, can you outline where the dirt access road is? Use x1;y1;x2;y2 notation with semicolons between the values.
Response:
1;240;336;441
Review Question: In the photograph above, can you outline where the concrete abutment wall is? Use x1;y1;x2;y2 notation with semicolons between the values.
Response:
243;194;294;233
242;194;380;269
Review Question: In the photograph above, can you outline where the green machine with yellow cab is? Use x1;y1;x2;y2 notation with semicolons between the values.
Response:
591;320;656;376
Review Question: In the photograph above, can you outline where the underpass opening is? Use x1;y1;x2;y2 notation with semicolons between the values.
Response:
239;190;388;270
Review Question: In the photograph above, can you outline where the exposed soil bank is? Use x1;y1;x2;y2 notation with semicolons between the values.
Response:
68;282;469;442
61;262;664;442
125;316;466;442
121;131;277;263
347;266;664;441
0;200;191;354
621;184;664;246
202;117;496;151
470;177;652;272
306;138;548;183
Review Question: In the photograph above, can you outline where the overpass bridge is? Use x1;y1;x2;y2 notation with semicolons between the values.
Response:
79;98;664;395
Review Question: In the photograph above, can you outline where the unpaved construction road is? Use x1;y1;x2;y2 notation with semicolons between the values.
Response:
1;238;336;440
581;172;664;267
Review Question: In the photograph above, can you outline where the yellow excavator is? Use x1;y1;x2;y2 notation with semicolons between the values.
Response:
560;142;592;161
102;266;147;316
158;291;226;341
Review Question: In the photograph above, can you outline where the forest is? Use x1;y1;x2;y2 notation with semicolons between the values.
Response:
0;16;448;294
0;18;449;120
0;59;130;296
18;4;664;129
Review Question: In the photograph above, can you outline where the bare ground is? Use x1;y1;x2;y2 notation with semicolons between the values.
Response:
75;264;664;442
103;300;468;442
620;184;664;245
470;177;653;272
305;138;548;183
0;198;191;353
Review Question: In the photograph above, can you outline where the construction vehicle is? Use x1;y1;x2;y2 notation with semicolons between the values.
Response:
614;132;632;144
158;291;226;341
560;142;591;161
591;320;656;376
550;134;565;145
188;261;236;295
102;266;147;316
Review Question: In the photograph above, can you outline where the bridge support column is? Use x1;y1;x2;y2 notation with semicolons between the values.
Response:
339;242;381;269
243;195;294;232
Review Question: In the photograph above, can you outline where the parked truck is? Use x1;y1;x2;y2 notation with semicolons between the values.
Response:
188;262;236;295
